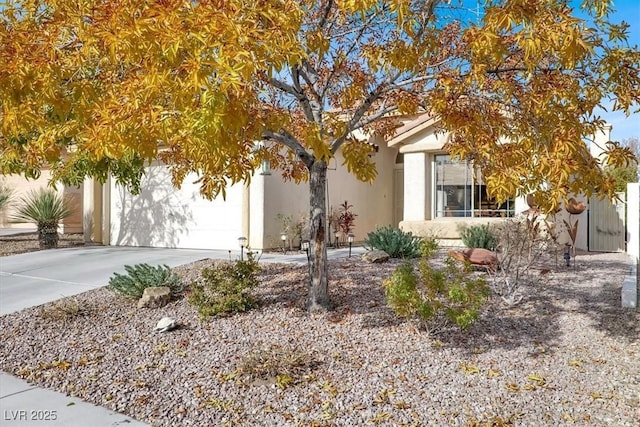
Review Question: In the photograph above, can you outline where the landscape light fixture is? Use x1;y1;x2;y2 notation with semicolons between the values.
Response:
238;236;247;261
280;232;287;254
301;239;311;281
347;233;354;257
301;240;310;262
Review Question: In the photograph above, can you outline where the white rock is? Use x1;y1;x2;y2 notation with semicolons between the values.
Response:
154;316;177;332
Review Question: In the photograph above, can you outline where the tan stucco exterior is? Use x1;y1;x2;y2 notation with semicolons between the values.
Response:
0;173;83;233
253;135;397;249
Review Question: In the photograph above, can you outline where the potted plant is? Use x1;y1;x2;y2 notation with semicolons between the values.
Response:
11;188;73;249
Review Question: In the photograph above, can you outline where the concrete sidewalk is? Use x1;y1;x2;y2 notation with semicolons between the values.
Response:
0;243;365;426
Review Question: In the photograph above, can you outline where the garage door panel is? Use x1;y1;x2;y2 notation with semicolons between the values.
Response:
110;166;242;249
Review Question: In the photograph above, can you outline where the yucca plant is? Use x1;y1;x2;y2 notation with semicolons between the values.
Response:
11;188;73;249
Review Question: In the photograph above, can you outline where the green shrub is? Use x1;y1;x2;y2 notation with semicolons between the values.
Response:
460;224;497;250
383;242;490;332
364;226;423;258
108;263;185;299
187;254;261;318
10;188;73;249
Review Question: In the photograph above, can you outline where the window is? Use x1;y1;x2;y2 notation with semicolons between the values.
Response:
434;154;514;218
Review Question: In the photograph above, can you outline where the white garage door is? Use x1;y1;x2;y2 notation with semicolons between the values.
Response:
110;165;243;250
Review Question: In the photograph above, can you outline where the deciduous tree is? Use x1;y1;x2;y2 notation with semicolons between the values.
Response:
1;0;638;310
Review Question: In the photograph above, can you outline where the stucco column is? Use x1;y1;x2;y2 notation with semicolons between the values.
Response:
101;178;111;246
590;124;612;162
403;152;427;221
248;173;265;249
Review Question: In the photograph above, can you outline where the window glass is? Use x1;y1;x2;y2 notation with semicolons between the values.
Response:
434;154;514;218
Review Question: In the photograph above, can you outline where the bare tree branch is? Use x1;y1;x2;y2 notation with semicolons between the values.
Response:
263;129;314;167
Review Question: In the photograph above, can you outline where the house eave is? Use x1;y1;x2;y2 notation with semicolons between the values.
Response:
387;114;441;148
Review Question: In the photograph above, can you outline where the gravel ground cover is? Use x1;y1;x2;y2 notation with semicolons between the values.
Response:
0;243;638;426
0;232;86;256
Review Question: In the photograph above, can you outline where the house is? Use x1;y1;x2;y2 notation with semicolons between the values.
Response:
388;113;624;252
78;134;397;251
2;114;625;253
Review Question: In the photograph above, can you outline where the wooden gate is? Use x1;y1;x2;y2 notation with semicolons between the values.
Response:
588;192;626;252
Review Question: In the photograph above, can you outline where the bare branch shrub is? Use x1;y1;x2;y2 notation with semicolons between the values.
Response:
491;212;557;305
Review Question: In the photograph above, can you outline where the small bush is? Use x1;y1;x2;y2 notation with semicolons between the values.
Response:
234;344;319;389
39;297;88;322
365;226;423;258
108;263;184;299
187;254;261;318
460;224;497;250
383;242;490;332
490;213;557;305
337;200;357;234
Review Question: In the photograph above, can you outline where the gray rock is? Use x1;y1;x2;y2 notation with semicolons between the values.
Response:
362;250;390;263
137;286;171;309
154;316;177;333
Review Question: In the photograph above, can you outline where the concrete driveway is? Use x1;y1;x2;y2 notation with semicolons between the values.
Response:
0;245;228;427
0;246;228;316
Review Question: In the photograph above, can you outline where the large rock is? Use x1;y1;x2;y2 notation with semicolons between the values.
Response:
362;250;390;263
137;286;171;309
448;248;498;267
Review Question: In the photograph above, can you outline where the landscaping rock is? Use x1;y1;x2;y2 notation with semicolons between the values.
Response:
154;316;178;332
448;248;498;267
137;286;171;309
362;250;390;263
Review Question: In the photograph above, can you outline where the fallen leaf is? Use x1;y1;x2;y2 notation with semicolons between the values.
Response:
461;363;481;374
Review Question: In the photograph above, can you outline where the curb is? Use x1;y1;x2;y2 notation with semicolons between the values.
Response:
622;255;638;310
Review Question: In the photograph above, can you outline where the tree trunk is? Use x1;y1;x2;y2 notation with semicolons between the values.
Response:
308;160;329;311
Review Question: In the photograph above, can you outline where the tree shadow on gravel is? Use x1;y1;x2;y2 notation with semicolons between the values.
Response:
252;253;636;354
407;253;638;354
539;256;639;342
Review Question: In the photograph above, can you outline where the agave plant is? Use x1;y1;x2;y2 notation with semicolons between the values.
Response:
11;188;73;249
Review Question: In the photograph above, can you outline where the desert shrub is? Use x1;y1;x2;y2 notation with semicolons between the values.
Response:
10;188;73;249
491;213;557;305
460;223;497;250
187;254;261;318
490;213;557;305
383;241;490;332
365;226;423;258
108;263;184;299
38;297;88;322
233;344;319;389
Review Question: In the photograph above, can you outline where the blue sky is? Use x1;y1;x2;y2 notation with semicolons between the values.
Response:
456;0;639;142
592;0;640;142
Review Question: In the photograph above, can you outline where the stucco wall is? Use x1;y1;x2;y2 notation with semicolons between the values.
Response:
626;183;639;261
0;173;83;233
259;137;397;249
